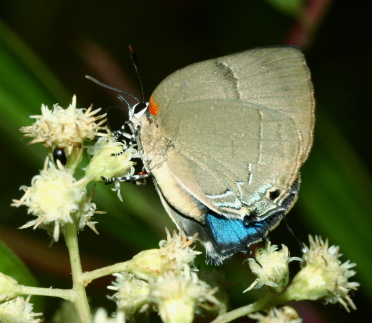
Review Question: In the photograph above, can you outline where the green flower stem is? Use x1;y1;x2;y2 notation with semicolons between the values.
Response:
73;175;92;191
64;222;91;323
68;146;84;171
270;290;306;305
82;262;130;286
211;292;279;323
17;285;74;301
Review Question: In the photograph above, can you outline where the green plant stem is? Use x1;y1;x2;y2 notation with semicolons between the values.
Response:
18;285;74;301
211;292;276;323
64;222;91;323
82;262;130;285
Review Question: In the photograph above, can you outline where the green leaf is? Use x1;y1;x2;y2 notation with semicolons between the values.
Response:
0;240;42;309
0;240;37;288
300;109;372;296
0;20;69;165
264;0;305;17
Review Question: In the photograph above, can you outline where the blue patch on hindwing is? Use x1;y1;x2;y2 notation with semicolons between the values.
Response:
206;214;267;246
204;210;283;260
202;179;300;262
155;180;300;264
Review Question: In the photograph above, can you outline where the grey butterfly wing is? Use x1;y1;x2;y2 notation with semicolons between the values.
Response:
215;47;315;162
152;47;314;161
144;47;314;221
156;99;302;219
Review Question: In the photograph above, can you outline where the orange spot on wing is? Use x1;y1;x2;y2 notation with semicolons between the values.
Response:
149;95;159;116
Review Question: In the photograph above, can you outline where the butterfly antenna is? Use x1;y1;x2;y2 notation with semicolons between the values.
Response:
283;215;306;252
129;45;146;103
85;75;140;104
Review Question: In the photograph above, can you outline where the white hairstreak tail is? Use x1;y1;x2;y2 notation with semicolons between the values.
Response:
103;46;315;264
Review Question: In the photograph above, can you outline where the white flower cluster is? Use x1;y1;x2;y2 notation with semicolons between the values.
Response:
12;97;136;241
245;241;301;293
0;296;42;323
108;230;224;323
12;160;98;241
285;236;359;312
21;95;106;149
246;236;359;323
249;306;303;323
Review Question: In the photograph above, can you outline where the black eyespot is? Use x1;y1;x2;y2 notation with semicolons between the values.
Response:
134;102;148;114
53;148;67;166
269;190;280;200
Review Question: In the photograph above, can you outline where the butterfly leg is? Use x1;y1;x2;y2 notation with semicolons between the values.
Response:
101;170;150;184
111;123;140;157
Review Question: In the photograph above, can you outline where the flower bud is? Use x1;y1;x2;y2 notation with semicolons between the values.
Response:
245;241;300;293
284;236;359;312
85;135;136;182
0;273;19;302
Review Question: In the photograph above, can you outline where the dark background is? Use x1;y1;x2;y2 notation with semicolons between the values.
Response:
0;0;371;322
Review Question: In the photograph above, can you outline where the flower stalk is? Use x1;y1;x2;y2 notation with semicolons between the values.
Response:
64;222;91;322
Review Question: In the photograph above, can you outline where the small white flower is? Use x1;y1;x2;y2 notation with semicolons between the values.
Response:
245;241;301;293
108;272;149;317
77;199;98;232
12;159;86;241
107;230;209;319
249;306;302;323
21;95;106;149
76;188;106;234
129;229;201;280
149;269;220;323
0;296;43;323
93;308;126;323
284;236;359;312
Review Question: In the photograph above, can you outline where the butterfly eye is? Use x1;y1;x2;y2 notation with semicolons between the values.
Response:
53;147;67;166
133;102;148;119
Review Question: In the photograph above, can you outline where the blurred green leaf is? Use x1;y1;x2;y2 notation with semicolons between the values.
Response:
0;240;38;287
265;0;304;17
0;240;42;309
0;20;69;164
300;109;372;296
